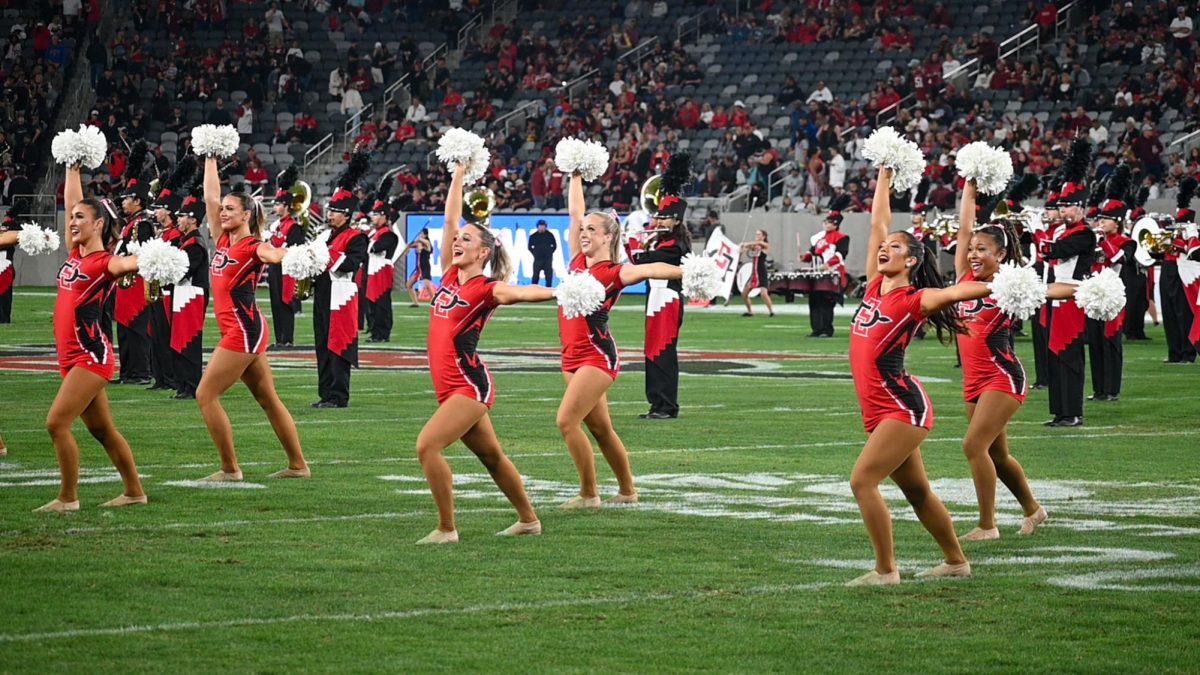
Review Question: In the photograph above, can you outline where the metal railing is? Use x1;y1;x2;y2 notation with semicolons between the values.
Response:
619;37;660;72
565;68;600;104
767;160;796;197
493;100;541;135
304;132;335;171
1171;128;1200;154
676;8;715;45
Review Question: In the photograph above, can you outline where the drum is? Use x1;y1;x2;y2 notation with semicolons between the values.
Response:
769;270;841;294
737;263;761;298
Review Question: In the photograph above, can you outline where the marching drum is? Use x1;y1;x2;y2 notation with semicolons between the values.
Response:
769;270;841;295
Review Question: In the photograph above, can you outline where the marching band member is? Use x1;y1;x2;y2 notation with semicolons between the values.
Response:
1087;166;1136;402
404;228;434;307
1157;177;1198;364
1123;186;1152;341
1041;137;1096;427
739;230;775;318
113;141;155;385
145;156;195;392
195;156;309;481
953;179;1046;542
365;181;400;343
803;193;851;337
267;167;307;348
845;166;990;586
312;151;370;408
1029;174;1063;391
415;162;552;544
0;199;28;324
170;178;209;400
635;153;691;419
36;163;148;512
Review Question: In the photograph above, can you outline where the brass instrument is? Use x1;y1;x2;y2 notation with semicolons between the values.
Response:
284;179;319;302
1132;215;1183;267
146;280;163;302
117;273;137;289
930;213;959;238
462;186;496;227
640;174;662;215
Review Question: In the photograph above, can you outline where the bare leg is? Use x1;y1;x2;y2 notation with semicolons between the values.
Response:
79;386;144;499
962;393;1021;529
195;347;257;473
406;272;420;305
415;395;488;533
460;413;538;523
759;287;775;314
582;391;636;496
890;446;967;566
741;287;753;313
849;419;930;574
44;367;108;503
240;353;307;470
556;367;615;499
988;425;1042;518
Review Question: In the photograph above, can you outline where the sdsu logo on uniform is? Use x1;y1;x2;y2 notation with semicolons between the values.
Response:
58;259;90;288
431;288;470;318
210;251;237;275
960;297;996;317
851;297;892;337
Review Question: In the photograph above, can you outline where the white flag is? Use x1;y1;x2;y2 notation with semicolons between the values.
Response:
703;226;739;299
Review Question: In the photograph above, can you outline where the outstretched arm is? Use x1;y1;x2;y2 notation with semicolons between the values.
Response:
492;282;555;305
919;280;990;316
955;179;976;280
442;163;466;260
866;166;891;283
567;173;584;256
0;231;16;248
257;242;287;264
65;164;83;210
1046;282;1077;300
203;157;222;242
619;261;683;286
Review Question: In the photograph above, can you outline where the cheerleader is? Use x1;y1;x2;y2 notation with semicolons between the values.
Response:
739;230;776;317
34;164;147;512
557;172;687;508
169;184;209;400
845;167;992;586
266;168;306;348
194;157;309;481
1087;167;1136;401
415;163;552;544
364;186;399;343
113;141;154;385
952;180;1046;542
405;228;433;307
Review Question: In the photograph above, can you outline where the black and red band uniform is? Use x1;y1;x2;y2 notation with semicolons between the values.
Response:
267;212;305;345
635;232;684;417
171;227;208;397
1042;215;1097;420
1087;210;1135;398
147;223;181;390
366;223;399;341
0;237;13;324
803;225;849;336
1156;206;1199;363
314;224;368;406
115;209;155;380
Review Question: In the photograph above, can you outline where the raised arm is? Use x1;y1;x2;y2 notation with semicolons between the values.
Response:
919;280;990;316
619;261;683;286
567;173;584;256
866;166;892;283
442;163;466;259
492;282;555;305
203;157;222;241
955;179;977;279
65;164;83;210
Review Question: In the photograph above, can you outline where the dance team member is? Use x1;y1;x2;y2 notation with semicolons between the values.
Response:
739;229;775;318
405;227;433;307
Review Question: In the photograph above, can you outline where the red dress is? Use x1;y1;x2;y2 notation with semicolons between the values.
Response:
427;273;500;407
211;233;267;354
956;270;1027;403
558;254;626;379
849;276;934;432
55;249;116;379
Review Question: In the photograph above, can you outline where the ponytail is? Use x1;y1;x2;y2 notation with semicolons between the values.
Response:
227;192;265;237
467;223;512;282
975;222;1024;267
79;198;121;250
586;210;622;261
899;230;965;344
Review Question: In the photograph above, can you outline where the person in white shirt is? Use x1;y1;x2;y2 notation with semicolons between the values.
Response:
406;99;428;123
806;81;833;104
329;67;345;98
265;2;288;48
236;102;254;135
341;84;364;135
942;56;962;79
827;148;846;191
1087;119;1109;146
1170;7;1193;58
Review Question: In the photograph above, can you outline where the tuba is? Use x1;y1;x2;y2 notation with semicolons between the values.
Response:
640;174;662;215
462;186;496;226
1132;216;1181;268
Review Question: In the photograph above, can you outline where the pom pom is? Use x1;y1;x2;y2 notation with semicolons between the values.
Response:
190;124;241;158
861;127;925;193
436;128;490;183
51;125;108;169
554;138;610;182
282;240;331;280
16;224;61;256
680;254;724;301
134;239;189;286
555;271;606;319
1075;268;1126;321
986;263;1047;319
956;142;1013;196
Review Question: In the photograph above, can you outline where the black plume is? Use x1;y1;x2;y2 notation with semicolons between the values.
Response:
2;197;29;228
370;172;394;205
978;191;1006;223
1088;172;1109;208
163;155;197;193
1063;135;1092;184
660;152;692;197
1133;186;1150;209
1178;177;1198;210
828;193;852;212
1006;173;1040;206
124;140;149;182
1105;164;1133;202
913;176;930;203
275;166;298;192
337;151;372;192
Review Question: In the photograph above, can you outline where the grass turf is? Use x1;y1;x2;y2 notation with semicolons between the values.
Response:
1;287;1198;672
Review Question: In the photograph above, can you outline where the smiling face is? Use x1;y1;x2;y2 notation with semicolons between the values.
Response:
219;195;250;234
967;230;1008;280
68;202;105;249
450;223;491;271
877;233;920;278
580;213;615;259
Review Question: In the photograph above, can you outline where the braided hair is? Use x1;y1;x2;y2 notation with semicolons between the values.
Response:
897;230;966;344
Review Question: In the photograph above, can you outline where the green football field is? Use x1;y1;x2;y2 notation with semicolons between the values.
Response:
1;288;1198;672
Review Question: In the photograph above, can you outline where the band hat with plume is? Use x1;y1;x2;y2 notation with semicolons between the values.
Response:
120;140;152;203
653;152;692;220
328;151;371;215
911;177;931;215
1056;136;1093;207
367;174;394;218
1097;164;1133;221
1003;173;1040;214
825;193;851;225
274;166;298;202
151;155;198;214
1175;176;1197;224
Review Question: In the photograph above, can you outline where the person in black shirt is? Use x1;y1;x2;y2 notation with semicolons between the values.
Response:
527;219;557;287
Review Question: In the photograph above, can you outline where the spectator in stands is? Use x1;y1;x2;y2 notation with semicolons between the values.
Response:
208;97;233;126
406;97;428;123
731;100;751;128
806;81;833;104
929;3;954;30
828;147;846;192
1171;5;1194;60
1132;126;1165;178
245;159;268;190
236;99;255;136
265;2;288;49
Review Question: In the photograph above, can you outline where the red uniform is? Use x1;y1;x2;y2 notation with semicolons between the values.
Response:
55;250;116;379
427;273;500;407
211;233;267;354
558;254;626;379
849;276;934;432
956;270;1026;403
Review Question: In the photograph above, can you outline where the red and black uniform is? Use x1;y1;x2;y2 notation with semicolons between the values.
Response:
115;210;155;380
1029;225;1054;387
211;233;268;354
313;225;368;406
171;229;208;397
559;253;626;379
1043;219;1096;420
1087;231;1135;399
267;213;305;345
957;270;1026;403
804;229;849;337
1157;232;1199;363
0;239;13;324
366;224;399;341
55;249;117;380
849;276;933;432
1180;237;1200;349
147;224;181;390
427;273;500;407
635;235;684;417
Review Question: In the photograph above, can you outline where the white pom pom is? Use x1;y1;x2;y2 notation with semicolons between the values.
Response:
555;271;606;319
17;224;60;256
436;128;490;183
135;239;189;286
282;240;331;279
861;127;925;193
555;138;611;182
1075;268;1126;321
956;141;1014;195
191;124;240;158
52;125;109;169
680;254;724;301
986;263;1047;319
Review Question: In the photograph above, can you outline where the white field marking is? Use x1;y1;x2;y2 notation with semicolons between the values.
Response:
55;507;512;536
0;475;126;488
0;581;835;644
1047;565;1200;592
159;480;268;490
770;407;833;413
799;547;1174;572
